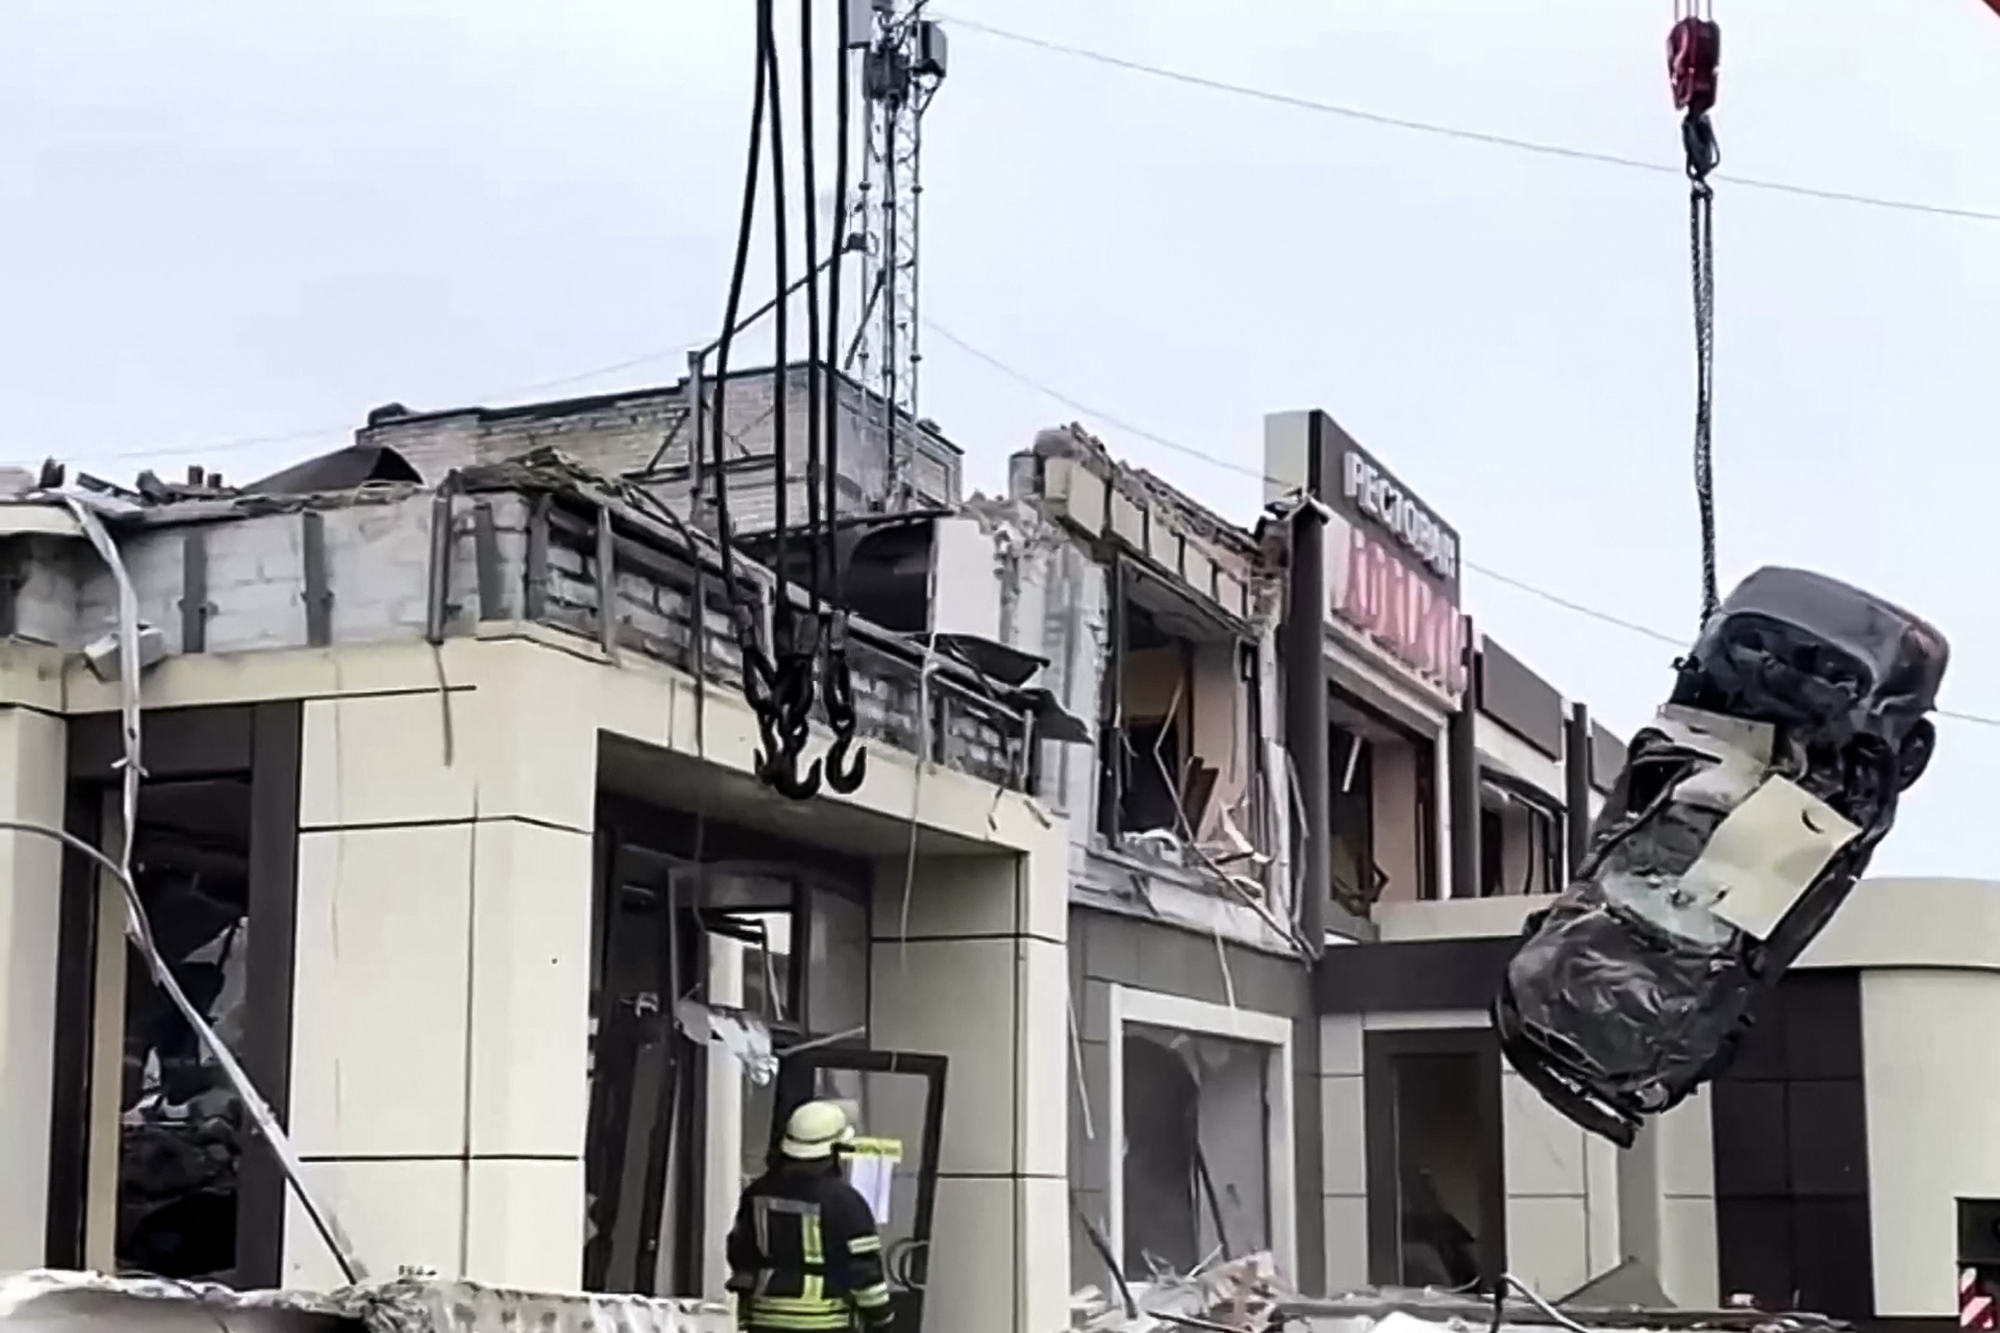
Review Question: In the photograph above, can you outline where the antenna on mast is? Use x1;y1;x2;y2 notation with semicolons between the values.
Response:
843;0;945;511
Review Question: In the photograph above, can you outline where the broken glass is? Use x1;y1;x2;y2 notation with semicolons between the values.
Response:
1494;566;1948;1146
115;779;254;1282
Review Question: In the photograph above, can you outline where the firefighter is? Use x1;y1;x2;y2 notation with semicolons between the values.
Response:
727;1100;896;1333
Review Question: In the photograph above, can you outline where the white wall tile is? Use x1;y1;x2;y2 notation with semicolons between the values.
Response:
284;1158;465;1290
300;692;475;828
468;820;592;1158
928;1175;1018;1333
1584;1131;1621;1276
0;706;66;1271
1862;970;2000;1316
1017;938;1068;1178
871;938;1016;1177
1659;1195;1719;1310
1503;1072;1587;1198
465;1157;586;1292
299;670;597;833
291;825;472;1158
1505;1195;1590;1300
470;646;600;832
1320;1076;1367;1197
1319;1016;1363;1077
1323;1196;1369;1294
1019;1175;1070;1333
872;851;1060;943
1655;1087;1715;1198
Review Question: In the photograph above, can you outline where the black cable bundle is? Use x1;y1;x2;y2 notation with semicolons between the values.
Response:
707;0;867;799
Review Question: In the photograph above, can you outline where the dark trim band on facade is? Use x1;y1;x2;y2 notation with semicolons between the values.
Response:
47;702;304;1288
1475;636;1566;760
1317;936;1519;1015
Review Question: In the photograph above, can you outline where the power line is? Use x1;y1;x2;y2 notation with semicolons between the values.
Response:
941;16;2000;227
923;315;2000;731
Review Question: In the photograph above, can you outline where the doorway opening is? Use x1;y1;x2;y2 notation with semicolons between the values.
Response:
1120;1024;1273;1276
1364;1029;1505;1290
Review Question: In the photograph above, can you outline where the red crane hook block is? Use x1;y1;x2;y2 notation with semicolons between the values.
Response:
1668;15;1721;116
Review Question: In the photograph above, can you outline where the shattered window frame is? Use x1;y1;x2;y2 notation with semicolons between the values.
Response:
1328;689;1441;907
1475;771;1566;899
1097;554;1275;888
47;703;304;1290
1108;987;1296;1285
586;797;874;1298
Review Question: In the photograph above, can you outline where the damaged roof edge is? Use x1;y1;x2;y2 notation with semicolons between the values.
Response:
359;361;966;457
1026;423;1267;561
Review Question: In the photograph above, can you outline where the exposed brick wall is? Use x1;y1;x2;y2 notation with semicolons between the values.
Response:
359;367;964;533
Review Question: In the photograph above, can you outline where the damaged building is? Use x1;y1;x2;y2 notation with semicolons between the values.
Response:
985;411;1641;1310
0;369;1074;1333
0;361;1991;1333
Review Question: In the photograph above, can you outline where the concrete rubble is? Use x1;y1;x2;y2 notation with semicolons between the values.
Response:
1064;1255;1853;1333
0;1269;732;1333
1069;1251;1293;1333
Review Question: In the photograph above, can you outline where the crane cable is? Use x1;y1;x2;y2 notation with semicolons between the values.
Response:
709;0;795;793
821;0;867;794
709;0;864;799
759;0;830;798
1670;0;1722;622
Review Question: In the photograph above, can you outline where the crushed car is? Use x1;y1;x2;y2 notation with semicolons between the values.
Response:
1493;565;1949;1146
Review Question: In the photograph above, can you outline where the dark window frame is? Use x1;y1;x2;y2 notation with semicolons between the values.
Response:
1331;687;1440;902
588;793;874;1297
46;702;304;1287
1096;553;1266;855
1363;1027;1507;1291
1475;772;1567;898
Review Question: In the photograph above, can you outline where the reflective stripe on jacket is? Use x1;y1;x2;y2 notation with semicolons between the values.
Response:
726;1160;895;1332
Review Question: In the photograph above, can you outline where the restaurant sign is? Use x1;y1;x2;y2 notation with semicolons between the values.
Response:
1308;413;1467;698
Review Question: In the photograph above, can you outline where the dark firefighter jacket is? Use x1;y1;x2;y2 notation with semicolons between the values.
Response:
726;1159;895;1332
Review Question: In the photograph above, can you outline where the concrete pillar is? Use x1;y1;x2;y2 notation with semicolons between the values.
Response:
870;835;1068;1333
284;658;595;1291
0;705;67;1269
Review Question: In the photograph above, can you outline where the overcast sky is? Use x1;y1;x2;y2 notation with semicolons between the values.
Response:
4;0;1997;875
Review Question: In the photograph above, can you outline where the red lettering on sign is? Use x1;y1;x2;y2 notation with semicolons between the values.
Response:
1333;526;1466;696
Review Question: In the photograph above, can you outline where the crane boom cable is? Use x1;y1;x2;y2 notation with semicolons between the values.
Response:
1669;0;1723;622
801;0;825;614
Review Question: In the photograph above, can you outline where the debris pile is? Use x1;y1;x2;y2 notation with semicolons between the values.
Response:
0;1269;733;1333
1071;1251;1293;1333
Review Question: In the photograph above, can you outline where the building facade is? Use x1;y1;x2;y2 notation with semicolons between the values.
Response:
0;442;1069;1333
0;368;1983;1333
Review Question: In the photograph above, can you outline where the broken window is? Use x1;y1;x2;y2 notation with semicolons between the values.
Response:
1365;1030;1505;1291
1329;694;1438;909
1477;776;1564;898
1120;1024;1271;1277
1388;1054;1485;1287
1098;561;1269;878
117;781;254;1282
586;804;874;1298
63;776;259;1284
585;845;708;1296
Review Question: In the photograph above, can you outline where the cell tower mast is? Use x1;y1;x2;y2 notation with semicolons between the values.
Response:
844;0;945;509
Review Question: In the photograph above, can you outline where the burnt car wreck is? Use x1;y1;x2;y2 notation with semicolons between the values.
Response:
1494;566;1949;1146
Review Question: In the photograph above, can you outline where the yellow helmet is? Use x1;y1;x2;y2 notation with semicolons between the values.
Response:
780;1100;855;1160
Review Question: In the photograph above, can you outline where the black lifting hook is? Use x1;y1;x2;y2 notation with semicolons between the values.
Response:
754;693;823;799
821;613;867;795
825;728;866;795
